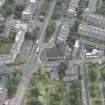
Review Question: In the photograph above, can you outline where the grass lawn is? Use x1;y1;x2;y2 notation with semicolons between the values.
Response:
0;43;12;54
14;54;27;65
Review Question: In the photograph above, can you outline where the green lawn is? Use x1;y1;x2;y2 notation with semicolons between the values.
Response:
0;43;12;54
14;54;27;65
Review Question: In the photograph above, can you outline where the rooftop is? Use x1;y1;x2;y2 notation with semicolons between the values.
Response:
42;42;68;61
78;24;105;39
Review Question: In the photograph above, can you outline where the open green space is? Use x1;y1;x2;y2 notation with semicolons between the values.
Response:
87;62;102;103
52;0;62;20
7;69;23;98
44;0;62;42
22;65;70;105
96;0;105;16
14;54;27;65
91;100;102;105
0;0;24;19
25;28;39;41
58;62;67;80
39;0;51;21
0;43;12;54
69;80;82;105
0;35;16;54
44;20;56;42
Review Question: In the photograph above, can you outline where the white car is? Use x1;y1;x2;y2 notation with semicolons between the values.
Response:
36;47;39;54
36;39;39;45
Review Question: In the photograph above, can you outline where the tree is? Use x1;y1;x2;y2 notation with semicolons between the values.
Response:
38;65;46;80
45;20;56;41
58;62;67;79
30;86;40;97
7;69;23;98
14;4;25;19
101;69;105;80
27;97;39;105
25;29;38;40
5;0;15;5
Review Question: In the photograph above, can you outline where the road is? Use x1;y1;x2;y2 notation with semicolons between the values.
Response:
8;0;57;105
87;0;98;13
81;62;89;105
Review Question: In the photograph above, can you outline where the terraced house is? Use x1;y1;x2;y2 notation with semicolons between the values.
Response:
78;24;105;40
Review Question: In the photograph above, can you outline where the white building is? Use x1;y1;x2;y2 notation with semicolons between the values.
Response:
85;49;104;59
0;0;6;7
72;40;80;58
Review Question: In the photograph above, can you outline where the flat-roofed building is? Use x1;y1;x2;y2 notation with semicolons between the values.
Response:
22;0;37;21
78;24;105;40
85;49;104;59
66;0;80;17
0;0;6;7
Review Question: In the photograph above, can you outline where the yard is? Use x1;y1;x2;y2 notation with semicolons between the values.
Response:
0;42;12;54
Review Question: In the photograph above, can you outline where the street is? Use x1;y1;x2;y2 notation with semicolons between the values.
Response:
8;0;57;105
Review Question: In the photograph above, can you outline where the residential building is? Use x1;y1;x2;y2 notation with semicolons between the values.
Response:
63;63;78;82
0;0;6;7
85;14;105;29
78;24;105;40
85;49;104;59
57;19;70;42
57;18;75;43
22;0;37;21
66;0;80;17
